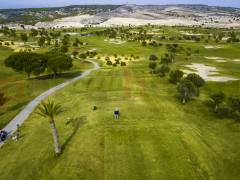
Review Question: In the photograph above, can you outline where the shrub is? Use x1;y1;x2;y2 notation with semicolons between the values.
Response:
79;53;87;59
106;60;112;65
121;62;126;66
149;54;158;61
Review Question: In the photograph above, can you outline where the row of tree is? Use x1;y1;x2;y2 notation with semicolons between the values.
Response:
5;52;73;79
148;50;205;104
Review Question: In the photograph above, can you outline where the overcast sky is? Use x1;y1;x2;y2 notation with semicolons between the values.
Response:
0;0;240;9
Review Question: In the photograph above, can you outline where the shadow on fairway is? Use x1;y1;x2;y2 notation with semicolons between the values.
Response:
6;101;29;111
33;71;83;80
61;116;86;153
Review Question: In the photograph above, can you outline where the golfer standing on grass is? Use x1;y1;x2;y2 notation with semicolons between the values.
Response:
114;108;120;120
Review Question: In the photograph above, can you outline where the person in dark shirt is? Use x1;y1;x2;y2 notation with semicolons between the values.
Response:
114;108;120;119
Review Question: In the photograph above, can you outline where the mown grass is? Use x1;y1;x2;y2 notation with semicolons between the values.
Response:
0;27;240;179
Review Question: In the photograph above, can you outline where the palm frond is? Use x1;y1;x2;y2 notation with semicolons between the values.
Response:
35;99;64;120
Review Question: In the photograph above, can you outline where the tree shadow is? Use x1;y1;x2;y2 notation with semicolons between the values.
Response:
33;71;83;80
61;116;86;153
7;101;29;111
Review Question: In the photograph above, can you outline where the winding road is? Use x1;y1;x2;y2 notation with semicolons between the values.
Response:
1;60;99;146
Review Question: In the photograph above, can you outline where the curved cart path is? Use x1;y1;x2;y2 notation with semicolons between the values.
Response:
1;60;99;146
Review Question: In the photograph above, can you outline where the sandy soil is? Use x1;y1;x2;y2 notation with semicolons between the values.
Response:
183;63;238;82
104;38;126;44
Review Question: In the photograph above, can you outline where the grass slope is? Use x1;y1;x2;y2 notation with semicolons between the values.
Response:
0;60;239;180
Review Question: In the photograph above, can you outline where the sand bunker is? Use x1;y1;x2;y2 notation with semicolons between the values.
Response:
104;39;126;44
205;56;240;63
204;45;223;49
233;59;240;62
183;63;238;82
205;56;228;62
215;60;227;63
205;57;227;60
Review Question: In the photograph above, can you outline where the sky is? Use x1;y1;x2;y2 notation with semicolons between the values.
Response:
0;0;240;9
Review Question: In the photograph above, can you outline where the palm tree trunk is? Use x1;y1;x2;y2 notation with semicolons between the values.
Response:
50;119;61;154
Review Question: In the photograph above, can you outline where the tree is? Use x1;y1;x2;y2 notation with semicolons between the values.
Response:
209;92;226;112
62;35;70;46
72;51;79;57
155;64;170;77
161;54;172;64
215;106;231;119
73;38;80;46
36;100;64;154
169;70;184;84
79;53;87;59
5;52;47;79
149;62;157;74
186;73;205;87
60;45;69;53
46;53;73;77
20;33;28;42
30;29;38;37
149;54;158;61
0;92;7;106
38;36;45;47
46;36;51;46
121;62;126;66
228;96;240;112
177;79;199;104
106;60;112;65
142;41;147;46
228;96;240;120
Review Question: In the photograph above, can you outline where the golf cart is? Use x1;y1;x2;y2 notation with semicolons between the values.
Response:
0;130;7;142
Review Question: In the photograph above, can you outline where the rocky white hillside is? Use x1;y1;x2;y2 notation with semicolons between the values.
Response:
4;4;240;28
35;4;240;28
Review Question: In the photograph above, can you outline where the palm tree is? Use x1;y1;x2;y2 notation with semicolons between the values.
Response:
36;99;64;155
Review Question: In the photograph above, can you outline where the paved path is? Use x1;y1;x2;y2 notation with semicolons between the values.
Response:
0;60;99;146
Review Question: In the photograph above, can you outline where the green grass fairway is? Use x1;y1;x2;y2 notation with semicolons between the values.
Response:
0;60;239;180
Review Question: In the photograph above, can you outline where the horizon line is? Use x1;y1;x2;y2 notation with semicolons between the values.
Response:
0;3;240;10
